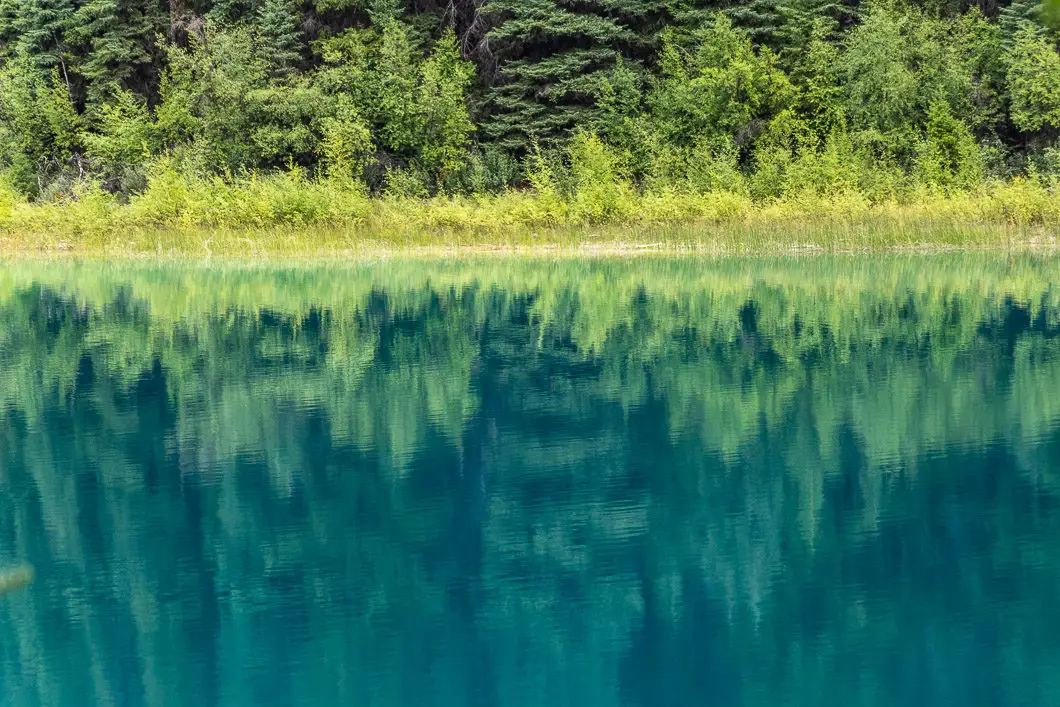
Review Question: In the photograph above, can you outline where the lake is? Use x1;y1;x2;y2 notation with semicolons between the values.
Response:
1;255;1060;706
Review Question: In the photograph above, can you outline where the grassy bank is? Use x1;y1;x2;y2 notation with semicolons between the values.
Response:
1;173;1058;256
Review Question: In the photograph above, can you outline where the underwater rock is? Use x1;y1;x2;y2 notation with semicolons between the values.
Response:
0;565;34;595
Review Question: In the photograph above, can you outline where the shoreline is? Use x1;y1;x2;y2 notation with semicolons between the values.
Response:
0;215;1058;259
3;240;1058;258
0;233;1056;259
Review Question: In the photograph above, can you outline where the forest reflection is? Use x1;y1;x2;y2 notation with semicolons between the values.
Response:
1;256;1060;706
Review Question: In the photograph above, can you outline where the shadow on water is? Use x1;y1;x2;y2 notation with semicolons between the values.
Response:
2;255;1060;705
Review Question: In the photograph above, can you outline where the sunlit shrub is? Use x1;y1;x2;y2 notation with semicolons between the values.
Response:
567;131;636;223
913;104;986;191
983;178;1059;226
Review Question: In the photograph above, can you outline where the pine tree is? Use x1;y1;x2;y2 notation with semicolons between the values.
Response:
478;0;635;149
0;0;76;72
477;0;726;149
0;55;82;192
787;0;860;35
727;0;785;48
1000;0;1045;47
728;0;860;56
207;0;251;24
367;0;401;22
0;0;16;59
1007;22;1060;130
68;0;167;101
257;0;304;77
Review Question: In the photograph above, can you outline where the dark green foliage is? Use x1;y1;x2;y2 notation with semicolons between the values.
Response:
836;3;1004;163
727;0;785;46
1000;0;1044;46
1007;25;1060;131
0;0;1057;198
314;19;475;183
479;0;635;148
153;24;272;171
445;145;522;193
80;88;156;192
475;0;726;149
788;18;844;134
728;0;859;60
0;57;80;194
1046;0;1060;27
256;0;304;77
0;0;75;71
69;0;167;102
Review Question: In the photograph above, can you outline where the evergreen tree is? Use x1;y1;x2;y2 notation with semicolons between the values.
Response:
68;0;167;101
475;0;726;150
256;0;304;77
207;0;251;23
479;0;643;149
0;0;16;60
0;0;75;72
659;0;717;39
727;0;785;47
314;17;474;181
783;0;860;38
1000;0;1044;46
789;16;844;134
728;0;860;58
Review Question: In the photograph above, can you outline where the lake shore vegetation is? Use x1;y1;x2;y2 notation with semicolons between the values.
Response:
0;0;1059;251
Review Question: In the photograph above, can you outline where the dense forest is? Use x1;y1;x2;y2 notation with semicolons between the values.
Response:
0;0;1059;204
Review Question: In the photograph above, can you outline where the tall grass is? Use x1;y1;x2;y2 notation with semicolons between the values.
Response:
0;161;1057;255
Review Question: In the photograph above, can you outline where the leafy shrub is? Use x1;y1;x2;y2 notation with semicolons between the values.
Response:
650;15;794;148
0;58;81;195
81;89;157;195
567;131;635;222
445;147;523;195
383;165;430;199
1007;28;1060;132
913;104;985;191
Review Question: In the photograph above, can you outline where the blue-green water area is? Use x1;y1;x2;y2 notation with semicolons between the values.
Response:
1;255;1060;706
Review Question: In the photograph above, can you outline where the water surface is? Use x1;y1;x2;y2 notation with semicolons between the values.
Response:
2;256;1060;706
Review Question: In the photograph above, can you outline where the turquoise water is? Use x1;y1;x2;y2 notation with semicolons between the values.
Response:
2;256;1060;705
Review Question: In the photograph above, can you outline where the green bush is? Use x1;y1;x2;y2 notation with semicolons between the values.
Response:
1007;28;1060;132
0;58;81;195
81;89;157;195
678;137;747;195
126;159;370;228
913;103;985;191
317;98;374;182
650;15;794;148
566;131;635;222
314;22;474;189
383;165;431;199
445;147;523;195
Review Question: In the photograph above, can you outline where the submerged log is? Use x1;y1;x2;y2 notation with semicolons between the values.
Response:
0;566;34;595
